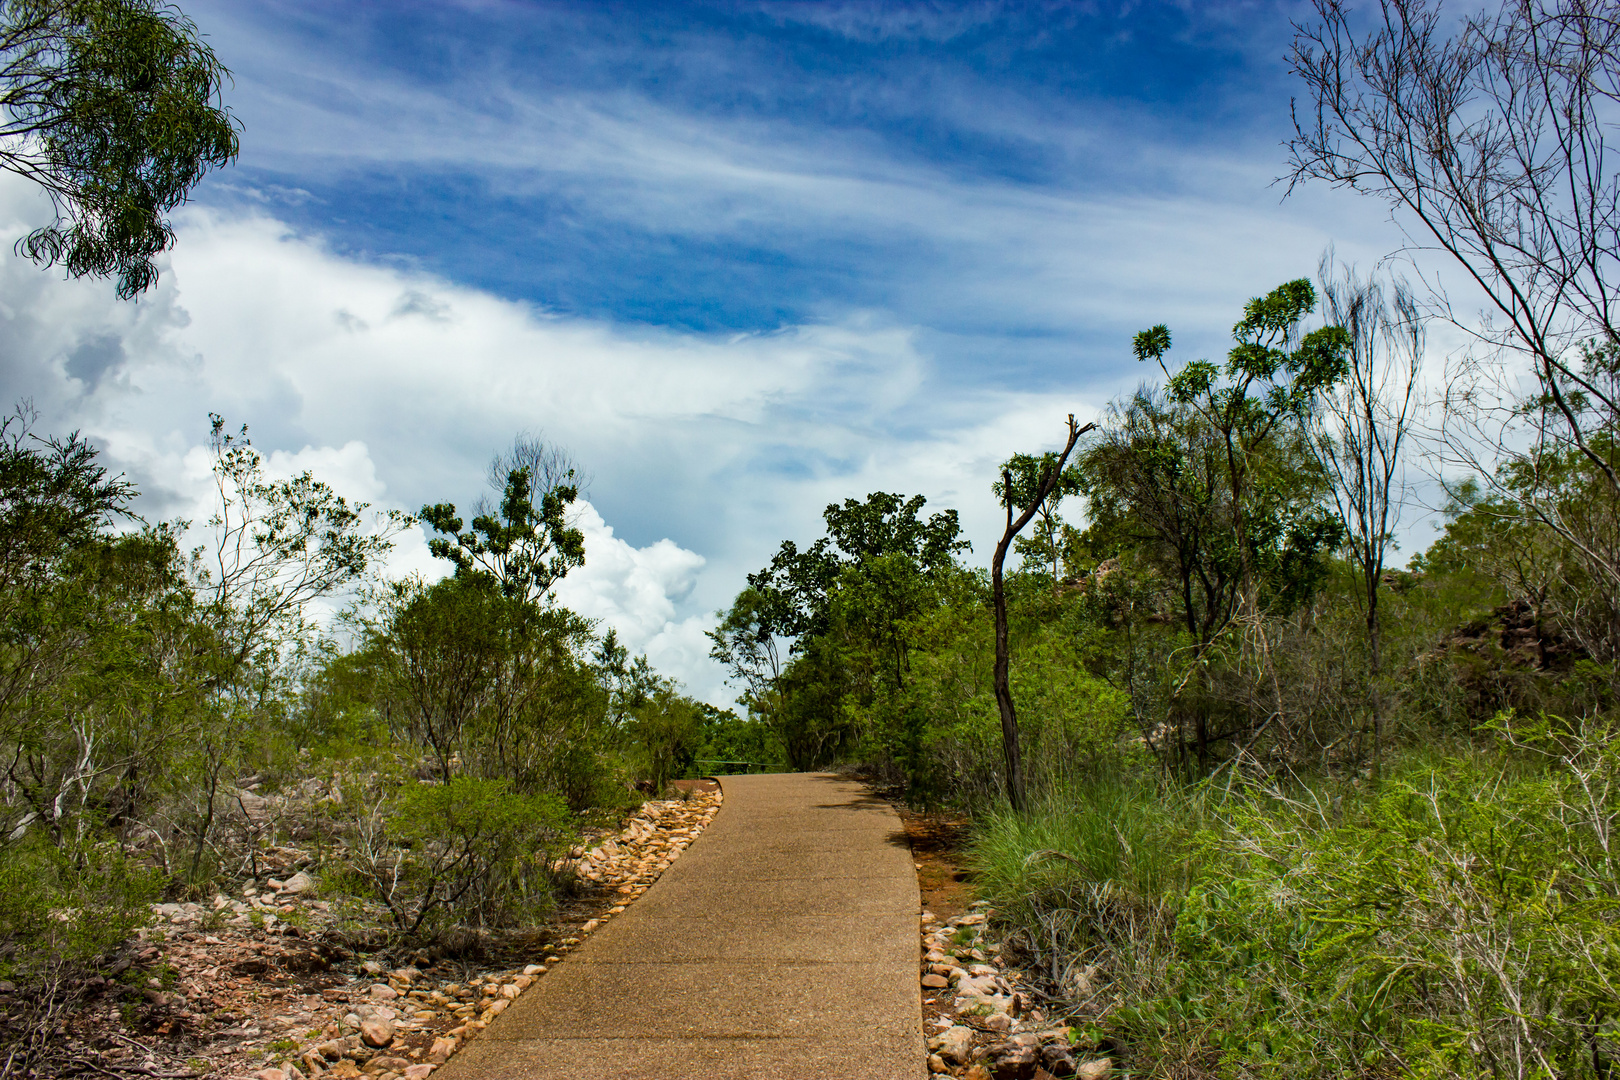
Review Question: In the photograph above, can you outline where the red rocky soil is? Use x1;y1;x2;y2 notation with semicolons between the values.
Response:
5;789;721;1080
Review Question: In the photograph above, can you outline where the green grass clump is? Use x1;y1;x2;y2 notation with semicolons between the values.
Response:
969;722;1620;1079
969;769;1198;920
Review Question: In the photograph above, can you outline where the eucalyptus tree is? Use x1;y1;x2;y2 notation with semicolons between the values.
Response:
0;0;238;297
167;417;406;880
198;416;408;676
706;587;786;715
1080;281;1348;769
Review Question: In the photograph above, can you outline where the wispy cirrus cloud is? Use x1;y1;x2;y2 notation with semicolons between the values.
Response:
182;0;1391;348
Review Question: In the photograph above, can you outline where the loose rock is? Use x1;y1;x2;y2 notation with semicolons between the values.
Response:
927;1025;973;1065
360;1016;395;1047
987;1042;1038;1080
1040;1042;1079;1077
1075;1058;1113;1080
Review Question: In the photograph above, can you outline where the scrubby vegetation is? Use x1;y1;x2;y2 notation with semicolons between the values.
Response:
0;411;746;1073
10;1;1620;1077
710;268;1620;1078
695;2;1620;1073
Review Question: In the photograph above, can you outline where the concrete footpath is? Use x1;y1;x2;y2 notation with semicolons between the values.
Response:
437;772;927;1080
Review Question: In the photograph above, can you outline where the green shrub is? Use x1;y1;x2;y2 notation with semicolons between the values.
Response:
0;835;157;983
1158;753;1620;1078
973;726;1620;1079
343;776;574;942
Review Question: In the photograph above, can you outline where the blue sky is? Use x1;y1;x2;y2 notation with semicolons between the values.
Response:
209;2;1291;338
1;0;1419;701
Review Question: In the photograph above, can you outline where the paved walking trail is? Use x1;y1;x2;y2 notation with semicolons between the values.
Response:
437;772;927;1079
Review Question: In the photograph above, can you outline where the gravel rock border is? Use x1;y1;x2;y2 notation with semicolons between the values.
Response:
244;788;723;1080
918;905;1112;1080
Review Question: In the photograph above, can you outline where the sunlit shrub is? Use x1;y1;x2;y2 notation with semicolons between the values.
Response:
338;776;574;943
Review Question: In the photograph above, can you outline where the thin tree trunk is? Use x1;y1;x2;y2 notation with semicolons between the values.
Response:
991;500;1026;814
993;415;1091;814
189;750;219;882
1367;581;1382;777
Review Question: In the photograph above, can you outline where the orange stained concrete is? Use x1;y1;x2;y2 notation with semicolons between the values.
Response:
435;772;927;1080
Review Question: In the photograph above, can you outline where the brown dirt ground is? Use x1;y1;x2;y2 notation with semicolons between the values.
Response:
896;806;975;923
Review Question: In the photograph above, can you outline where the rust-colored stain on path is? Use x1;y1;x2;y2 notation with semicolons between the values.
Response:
436;773;926;1080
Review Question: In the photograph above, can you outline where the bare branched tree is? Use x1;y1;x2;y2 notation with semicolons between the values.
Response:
483;432;588;514
1291;1;1620;467
1290;0;1620;653
1313;254;1423;769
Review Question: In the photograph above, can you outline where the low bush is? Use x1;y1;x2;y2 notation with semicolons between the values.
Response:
0;836;158;1073
337;776;574;943
0;836;158;983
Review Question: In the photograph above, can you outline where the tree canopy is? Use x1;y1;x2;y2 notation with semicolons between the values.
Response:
0;0;238;298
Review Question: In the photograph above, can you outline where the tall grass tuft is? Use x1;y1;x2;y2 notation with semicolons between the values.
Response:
966;769;1203;998
970;769;1198;914
969;721;1620;1079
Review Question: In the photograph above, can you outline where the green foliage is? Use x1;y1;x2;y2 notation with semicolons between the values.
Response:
744;491;966;644
198;416;408;672
974;731;1620;1080
0;408;214;851
628;685;704;793
1422;439;1620;670
379;572;611;805
286;639;391;755
0;833;157;980
0;0;239;297
420;463;584;604
721;491;969;773
1061;282;1352;772
1086;283;1348;628
686;704;785;774
342;776;573;943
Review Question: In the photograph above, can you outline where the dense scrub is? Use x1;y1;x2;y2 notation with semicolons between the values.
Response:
711;272;1620;1077
0;415;752;1073
967;723;1620;1079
